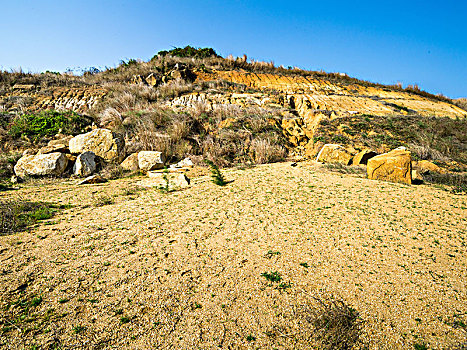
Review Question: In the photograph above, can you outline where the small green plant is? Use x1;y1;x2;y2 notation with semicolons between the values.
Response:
246;334;256;342
413;342;428;350
277;282;292;290
191;302;202;310
205;160;227;186
120;316;131;324
160;166;170;193
73;325;86;334
261;271;282;283
300;262;309;268
264;250;281;258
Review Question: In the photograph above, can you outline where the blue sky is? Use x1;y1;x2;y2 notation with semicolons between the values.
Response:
1;0;466;97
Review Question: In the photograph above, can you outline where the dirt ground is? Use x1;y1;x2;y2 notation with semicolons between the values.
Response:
0;162;466;349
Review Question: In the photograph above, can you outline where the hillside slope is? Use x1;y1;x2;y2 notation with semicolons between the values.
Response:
1;48;466;171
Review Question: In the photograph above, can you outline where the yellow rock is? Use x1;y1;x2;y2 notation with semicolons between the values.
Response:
413;160;446;174
367;149;412;184
316;144;353;165
353;149;377;165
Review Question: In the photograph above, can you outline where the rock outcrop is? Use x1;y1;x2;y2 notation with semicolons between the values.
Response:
14;152;68;178
367;149;412;185
316;144;353;165
69;128;125;163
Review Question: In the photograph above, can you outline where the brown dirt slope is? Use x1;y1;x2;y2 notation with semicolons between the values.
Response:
0;162;466;349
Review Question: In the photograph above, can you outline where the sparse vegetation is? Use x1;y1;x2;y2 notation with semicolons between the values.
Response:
314;114;467;164
0;200;59;234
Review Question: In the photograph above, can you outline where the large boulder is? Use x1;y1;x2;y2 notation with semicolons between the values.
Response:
73;151;96;177
14;152;68;178
69;128;125;163
352;149;378;165
138;151;166;171
316;144;353;165
367;149;412;184
120;153;140;171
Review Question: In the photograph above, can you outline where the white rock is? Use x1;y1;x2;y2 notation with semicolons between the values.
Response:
172;157;193;168
120;153;139;171
14;153;68;178
69;128;125;163
138;151;166;171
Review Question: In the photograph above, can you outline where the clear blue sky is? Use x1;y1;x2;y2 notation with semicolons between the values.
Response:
1;0;466;98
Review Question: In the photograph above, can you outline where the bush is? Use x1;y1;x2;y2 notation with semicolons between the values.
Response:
156;46;220;59
302;297;364;350
423;172;467;193
8;110;92;141
251;139;286;164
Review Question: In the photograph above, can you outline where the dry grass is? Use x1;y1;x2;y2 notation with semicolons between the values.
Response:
314;114;467;164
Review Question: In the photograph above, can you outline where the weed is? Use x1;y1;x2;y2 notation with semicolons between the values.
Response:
73;325;85;334
246;334;256;342
92;194;114;207
120;316;131;324
160;166;170;193
300;262;309;268
205;160;227;186
413;342;428;350
307;297;364;350
261;271;282;283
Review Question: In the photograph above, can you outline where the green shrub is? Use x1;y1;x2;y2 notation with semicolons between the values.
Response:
156;46;220;59
8;110;92;141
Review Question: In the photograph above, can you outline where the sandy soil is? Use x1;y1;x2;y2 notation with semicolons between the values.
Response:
0;162;466;349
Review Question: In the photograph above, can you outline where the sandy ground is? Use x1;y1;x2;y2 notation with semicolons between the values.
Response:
0;162;466;349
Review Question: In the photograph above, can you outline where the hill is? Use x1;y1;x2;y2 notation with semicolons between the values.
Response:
1;47;466;169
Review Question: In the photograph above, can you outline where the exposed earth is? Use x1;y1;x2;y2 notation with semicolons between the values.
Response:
1;162;466;349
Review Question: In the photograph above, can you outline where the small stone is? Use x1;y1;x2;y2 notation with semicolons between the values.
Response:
77;175;106;185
